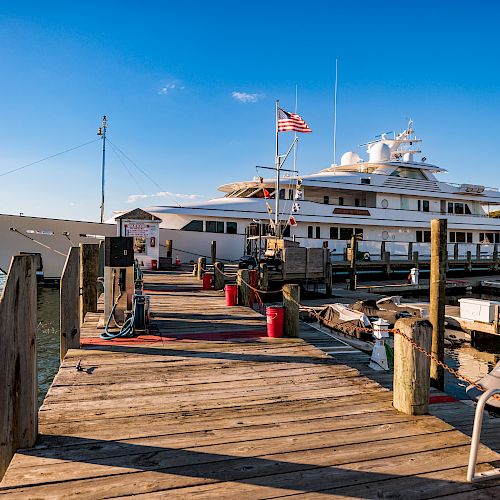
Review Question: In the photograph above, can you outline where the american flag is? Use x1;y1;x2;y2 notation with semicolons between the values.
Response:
277;108;312;133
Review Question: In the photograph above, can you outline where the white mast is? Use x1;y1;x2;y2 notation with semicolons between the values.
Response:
333;59;338;169
274;100;280;238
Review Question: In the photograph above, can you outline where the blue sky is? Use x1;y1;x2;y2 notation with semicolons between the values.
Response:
1;1;500;221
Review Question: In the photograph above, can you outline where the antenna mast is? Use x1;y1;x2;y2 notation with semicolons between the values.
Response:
333;59;338;167
97;115;107;223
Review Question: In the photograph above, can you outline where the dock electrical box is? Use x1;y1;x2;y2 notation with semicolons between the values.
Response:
103;236;135;325
105;237;134;267
459;298;500;323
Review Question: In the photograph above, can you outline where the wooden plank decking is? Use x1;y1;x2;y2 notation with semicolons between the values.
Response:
1;271;500;498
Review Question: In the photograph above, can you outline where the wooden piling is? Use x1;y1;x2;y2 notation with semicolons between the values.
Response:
283;283;300;338
60;247;80;362
407;242;413;261
476;243;481;261
494;244;499;272
393;317;432;415
213;262;225;291
259;262;268;292
454;243;459;260
197;257;206;280
349;235;357;291
79;243;99;325
380;241;386;260
211;240;217;265
237;269;251;307
0;255;37;480
412;251;419;266
467;250;472;272
384;251;391;275
430;218;447;390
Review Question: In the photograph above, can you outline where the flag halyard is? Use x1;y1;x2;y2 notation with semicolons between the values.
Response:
277;108;312;133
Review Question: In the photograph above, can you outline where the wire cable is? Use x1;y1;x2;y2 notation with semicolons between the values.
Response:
0;139;100;178
108;141;147;194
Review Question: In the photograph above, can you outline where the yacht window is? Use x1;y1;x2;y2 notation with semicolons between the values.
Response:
330;227;339;239
480;232;494;244
361;178;370;185
323;196;329;205
418;200;421;211
390;167;427;180
181;220;203;232
279;189;286;200
206;221;224;233
355;228;363;240
423;200;429;212
340;228;353;240
449;232;455;243
308;226;313;238
416;230;431;243
338;197;344;206
496;234;500;244
315;226;321;239
354;198;360;207
454;203;464;215
448;202;453;214
227;222;237;234
468;232;473;243
465;204;472;215
456;232;466;243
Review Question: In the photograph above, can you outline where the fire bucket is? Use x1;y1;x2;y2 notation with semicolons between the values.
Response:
225;284;238;306
202;272;213;290
266;305;284;338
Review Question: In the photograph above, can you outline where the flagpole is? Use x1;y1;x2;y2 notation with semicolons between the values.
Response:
275;99;280;239
333;58;338;169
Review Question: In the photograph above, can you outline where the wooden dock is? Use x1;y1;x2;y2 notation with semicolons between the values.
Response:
2;270;500;498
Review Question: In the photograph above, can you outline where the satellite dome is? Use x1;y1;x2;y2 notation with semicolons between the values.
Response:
368;142;391;163
403;152;414;162
340;151;361;166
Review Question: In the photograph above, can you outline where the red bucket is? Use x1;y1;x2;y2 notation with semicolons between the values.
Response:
202;272;213;290
151;259;158;271
225;284;238;306
266;305;284;338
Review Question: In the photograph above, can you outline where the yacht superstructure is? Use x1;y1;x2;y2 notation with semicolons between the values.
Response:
144;122;500;260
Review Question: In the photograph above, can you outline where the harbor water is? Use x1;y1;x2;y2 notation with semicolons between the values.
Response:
0;273;499;405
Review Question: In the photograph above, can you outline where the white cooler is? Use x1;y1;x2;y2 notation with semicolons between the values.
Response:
458;298;500;323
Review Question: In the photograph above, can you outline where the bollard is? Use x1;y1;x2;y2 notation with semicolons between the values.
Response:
259;262;268;292
393;318;432;415
214;262;225;291
283;284;300;338
197;257;206;281
211;240;217;265
237;269;251;307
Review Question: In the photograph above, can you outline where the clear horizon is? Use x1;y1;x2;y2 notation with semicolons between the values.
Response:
1;1;500;221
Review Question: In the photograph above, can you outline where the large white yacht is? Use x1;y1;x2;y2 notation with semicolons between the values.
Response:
3;121;500;278
143;122;500;261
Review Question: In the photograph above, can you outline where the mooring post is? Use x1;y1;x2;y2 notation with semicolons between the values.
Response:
213;262;225;291
197;257;206;280
211;240;217;265
283;284;300;338
476;243;481;261
454;243;459;261
349;235;357;291
393;317;432;415
384;251;391;275
412;251;419;266
79;243;99;325
259;262;268;292
325;261;333;297
0;255;37;480
237;269;251;307
380;241;386;260
430;218;447;390
467;250;472;272
407;242;413;261
60;247;80;362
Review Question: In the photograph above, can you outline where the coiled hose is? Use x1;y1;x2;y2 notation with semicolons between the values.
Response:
100;290;136;340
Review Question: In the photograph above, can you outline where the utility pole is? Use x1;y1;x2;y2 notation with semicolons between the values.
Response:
97;115;107;224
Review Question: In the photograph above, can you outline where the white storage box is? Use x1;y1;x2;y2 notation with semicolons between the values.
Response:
459;298;500;323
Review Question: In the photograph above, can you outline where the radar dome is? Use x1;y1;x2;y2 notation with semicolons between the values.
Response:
403;152;414;162
368;142;391;163
340;151;361;166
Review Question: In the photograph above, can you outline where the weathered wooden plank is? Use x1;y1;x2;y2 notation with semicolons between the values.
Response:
79;243;99;324
60;246;80;361
0;256;37;480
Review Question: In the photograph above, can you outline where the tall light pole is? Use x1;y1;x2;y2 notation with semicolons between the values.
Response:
97;115;107;223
